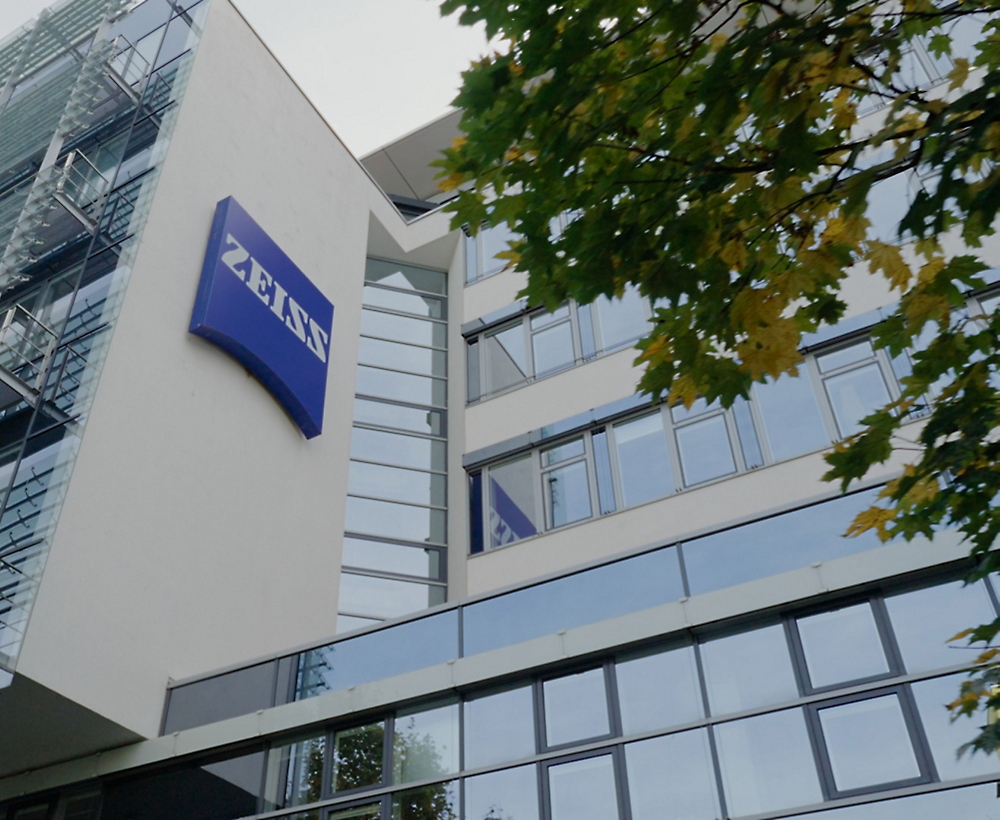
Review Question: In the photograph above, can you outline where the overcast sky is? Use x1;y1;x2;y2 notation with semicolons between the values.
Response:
0;0;491;157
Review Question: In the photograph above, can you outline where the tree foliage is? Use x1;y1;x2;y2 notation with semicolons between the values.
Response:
438;0;1000;752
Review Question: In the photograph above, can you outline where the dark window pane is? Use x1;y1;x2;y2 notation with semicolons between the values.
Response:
625;730;719;820
543;668;609;746
683;488;885;596
616;645;703;734
614;414;673;507
362;286;444;318
394;701;460;783
163;661;275;733
753;375;829;462
465;765;538;820
263;734;324;810
333;722;384;792
331;804;379;820
797;603;889;689
469;471;484;554
464;685;535;768
818;695;920;791
295;610;458;699
489;455;539;547
463;547;683;656
702;625;798;715
391;781;457;820
548;755;619;820
715;709;822;817
353;399;444;437
366;259;447;295
885;580;996;674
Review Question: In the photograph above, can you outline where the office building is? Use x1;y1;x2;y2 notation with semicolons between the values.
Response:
0;0;996;818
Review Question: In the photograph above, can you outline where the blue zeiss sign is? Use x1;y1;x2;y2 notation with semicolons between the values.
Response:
190;197;334;439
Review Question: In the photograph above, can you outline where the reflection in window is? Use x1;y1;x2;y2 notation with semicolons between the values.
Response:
547;755;620;820
464;686;536;769
616;646;703;734
817;695;921;792
263;734;325;809
331;806;379;820
715;709;823;817
391;781;458;820
338;572;445;621
367;258;447;294
625;730;720;820
489;455;539;547
797;603;889;689
485;324;528;393
351;428;446;472
393;701;460;784
673;413;736;486
543;459;591;529
531;318;575;376
333;722;384;792
465;765;539;820
701;625;799;715
818;342;891;437
344;496;445;544
543;668;610;747
593;285;650;352
753;374;829;461
614;414;673;507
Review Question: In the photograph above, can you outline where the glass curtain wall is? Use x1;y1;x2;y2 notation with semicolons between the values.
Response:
337;258;448;632
0;0;209;678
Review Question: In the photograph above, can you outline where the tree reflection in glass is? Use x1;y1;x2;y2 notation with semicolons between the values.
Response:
391;781;458;820
333;721;385;792
393;702;460;784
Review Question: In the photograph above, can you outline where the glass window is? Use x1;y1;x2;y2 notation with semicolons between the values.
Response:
543;668;609;746
344;496;445;544
674;414;736;486
616;645;703;734
797;603;889;689
817;341;876;373
701;625;799;715
911;673;1000;781
817;694;921;792
531;321;575;376
332;806;379;820
780;784;998;820
366;259;446;294
163;661;275;733
362;286;444;318
542;438;585;465
594;285;649;352
625;730;720;820
394;701;460;783
355;366;446;407
614;414;673;507
348;462;446;508
467;339;481;403
338;572;445;620
464;685;536;769
715;709;823;817
485;324;528;393
591;430;616;514
361;309;446;348
489;455;540;547
547;755;620;820
264;733;325;809
333;721;384;792
543;460;591;528
753;374;829;461
351;428;446;471
391;781;457;820
885;580;996;673
823;362;891;437
465;765;539;820
481;223;517;277
353;399;444;437
341;537;441;580
358;337;446;376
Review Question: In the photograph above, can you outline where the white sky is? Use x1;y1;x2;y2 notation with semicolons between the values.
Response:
0;0;491;157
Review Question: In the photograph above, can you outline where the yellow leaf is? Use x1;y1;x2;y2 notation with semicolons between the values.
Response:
720;239;748;271
845;505;897;541
709;32;729;52
821;215;868;248
867;241;911;291
949;57;970;91
736;317;804;380
950;628;975;643
917;256;946;286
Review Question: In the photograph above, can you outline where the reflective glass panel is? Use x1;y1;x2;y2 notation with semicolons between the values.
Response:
541;438;585;466
465;765;539;820
530;305;570;329
337;614;380;633
616;645;703;734
482;223;517;276
361;309;446;347
781;784;998;820
543;668;609;746
349;462;445;507
817;341;876;374
362;286;444;318
544;460;591;528
394;701;460;783
344;496;445;544
885;580;996;673
464;685;536;769
675;414;736;486
592;430;617;514
626;730;720;820
489;455;540;547
341;537;441;579
532;321;575;376
263;733;325;809
824;363;890;437
595;285;649;351
391;782;458;820
671;397;720;423
356;366;446;407
818;695;920;791
333;722;384;792
486;324;528;393
358;337;446;376
797;603;889;689
331;806;379;820
911;673;1000;781
338;572;445;620
366;259;447;294
715;709;823;817
548;755;620;820
614;414;673;507
754;375;829;461
353;399;444;437
351;428;446;471
702;625;799;715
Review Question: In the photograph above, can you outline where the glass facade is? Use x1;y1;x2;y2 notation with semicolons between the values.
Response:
338;258;448;629
0;0;207;676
